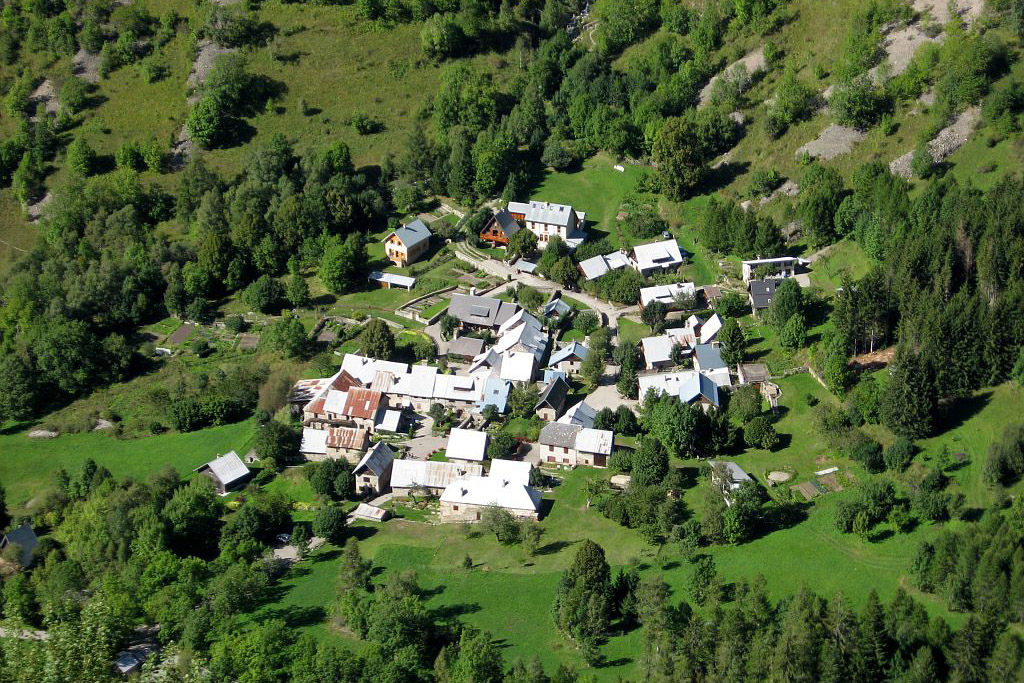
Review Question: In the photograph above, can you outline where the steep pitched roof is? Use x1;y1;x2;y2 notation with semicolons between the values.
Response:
694;344;726;371
446;428;489;462
539;422;582;448
633;239;684;271
197;451;250;489
1;523;38;567
388;218;431;250
549;342;589;366
748;280;779;309
343;387;384;420
488;459;532;487
489;209;521;238
680;372;721;407
558;400;596;428
535;376;570;413
354;442;395;477
507;200;577;227
448;336;486;358
440;475;542;511
575;428;614;455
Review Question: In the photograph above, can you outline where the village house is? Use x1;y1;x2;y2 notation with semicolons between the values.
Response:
446;428;489;462
548;342;589;374
748;279;779;313
305;385;386;431
709;460;753;505
538;423;615;467
479;208;521;246
640;335;677;371
535;376;571;421
693;344;731;387
506;200;587;248
439;459;542;522
639;282;697;308
195;451;251;494
737;363;770;388
447;293;519;331
741;256;808;283
384;219;431;267
638;371;721;410
353;442;395;498
447;335;486;362
476;376;512;414
633;238;685;276
558;400;596;428
390;459;484;498
577;251;631;281
300;426;370;463
0;522;38;568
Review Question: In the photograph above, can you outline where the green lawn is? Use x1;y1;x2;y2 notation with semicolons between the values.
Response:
420;298;450;319
501;417;543;441
0;419;257;513
531;155;647;244
809;239;873;291
616;318;652;345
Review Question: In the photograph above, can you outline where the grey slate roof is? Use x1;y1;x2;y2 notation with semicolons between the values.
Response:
448;294;519;328
748;280;779;309
536;376;570;413
354;442;395;477
390;219;431;250
448;336;486;358
539;422;583;448
694;344;726;371
491;209;521;238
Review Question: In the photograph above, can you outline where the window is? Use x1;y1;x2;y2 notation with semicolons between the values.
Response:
563;447;568;454
453;505;459;511
363;476;371;483
563;458;569;464
547;456;555;462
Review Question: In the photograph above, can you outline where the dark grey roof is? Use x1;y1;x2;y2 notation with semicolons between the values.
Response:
748;280;778;309
354;442;395;477
390;219;431;249
539;422;582;448
491;209;521;238
448;336;486;358
694;344;726;370
536;376;570;412
1;523;38;567
448;294;518;328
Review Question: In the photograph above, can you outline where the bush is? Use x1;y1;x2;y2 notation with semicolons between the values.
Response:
743;417;779;450
350;113;383;135
884;437;915;472
748;169;783;198
313;505;346;543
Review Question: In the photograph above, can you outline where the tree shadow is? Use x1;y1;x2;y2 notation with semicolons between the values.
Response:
432;602;482;620
702;160;751;194
534;539;573;556
599;657;633;669
311;549;342;563
538;498;556;520
260;604;327;628
348;526;378;542
869;528;894;543
937;390;992;432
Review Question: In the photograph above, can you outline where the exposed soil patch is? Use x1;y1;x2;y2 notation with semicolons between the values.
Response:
26;191;54;223
73;49;101;84
29;79;60;116
699;47;765;107
890;106;979;178
28;429;59;439
818;473;844;492
849;346;896;371
796;125;867;161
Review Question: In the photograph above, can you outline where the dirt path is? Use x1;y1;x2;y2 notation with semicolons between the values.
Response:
795;125;867;161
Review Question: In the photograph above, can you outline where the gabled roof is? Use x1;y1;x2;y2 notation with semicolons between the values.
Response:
488;459;532;487
328;426;370;450
196;451;250;489
476;376;512;413
543;369;568;384
536;376;570;413
638;370;698;401
448;294;519;328
709;460;752;489
748;280;779;309
448;336;486;358
558;400;596;428
446;428;489;461
343;387;384;420
694;344;726;371
489;209;521;238
575;428;614;455
641;335;675;365
440;475;542;511
499;351;536;382
391;459;484;489
387;218;431;249
369;271;417;288
737;363;770;384
680;372;720;407
375;410;404;433
539;422;583;448
699;314;723;344
549;342;589;367
514;259;537;274
633;239;684;271
354;442;395;477
578;252;630;281
507;200;577;227
639;282;696;307
543;297;572;317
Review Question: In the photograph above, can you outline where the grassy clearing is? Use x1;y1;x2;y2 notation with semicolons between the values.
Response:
530;155;647;245
809;239;872;290
616;318;651;344
0;419;256;513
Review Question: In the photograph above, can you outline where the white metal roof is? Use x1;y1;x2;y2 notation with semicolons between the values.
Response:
201;451;249;488
391;459;483;489
440;475;542;511
575;428;614;455
638;370;698;401
641;335;675;365
488;458;531;487
639;282;696;307
376;409;403;432
300;427;329;455
699;314;723;344
369;271;417;288
446;428;489;461
633;239;684;272
499;351;536;382
323;389;348;415
508;200;577;227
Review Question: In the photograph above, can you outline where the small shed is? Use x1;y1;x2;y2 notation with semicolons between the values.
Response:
195;451;251;494
349;503;391;522
0;522;38;567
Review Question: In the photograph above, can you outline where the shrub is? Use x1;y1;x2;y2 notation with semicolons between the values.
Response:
743;417;779;450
